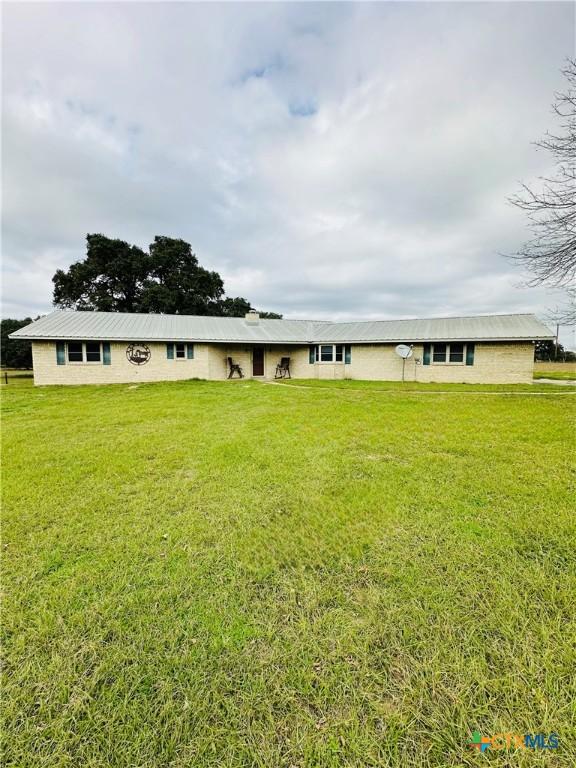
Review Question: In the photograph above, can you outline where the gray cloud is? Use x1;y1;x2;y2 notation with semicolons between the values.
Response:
2;2;575;347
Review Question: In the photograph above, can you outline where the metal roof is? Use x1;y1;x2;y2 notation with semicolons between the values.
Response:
310;314;554;342
10;310;553;344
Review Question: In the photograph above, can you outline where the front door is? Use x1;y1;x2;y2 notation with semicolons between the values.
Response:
252;347;264;377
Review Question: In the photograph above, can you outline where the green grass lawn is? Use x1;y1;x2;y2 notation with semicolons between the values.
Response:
2;379;575;767
0;369;34;387
280;379;572;392
533;363;576;382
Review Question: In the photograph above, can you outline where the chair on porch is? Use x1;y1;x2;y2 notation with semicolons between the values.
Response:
274;357;291;379
227;357;244;379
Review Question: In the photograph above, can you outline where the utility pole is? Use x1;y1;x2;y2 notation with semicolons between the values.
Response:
555;323;560;361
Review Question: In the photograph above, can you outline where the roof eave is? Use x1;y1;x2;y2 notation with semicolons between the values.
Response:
11;333;554;342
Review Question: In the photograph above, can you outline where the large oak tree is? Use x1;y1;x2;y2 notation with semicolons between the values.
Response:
52;234;280;318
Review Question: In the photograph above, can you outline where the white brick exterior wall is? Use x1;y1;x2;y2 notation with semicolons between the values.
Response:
31;342;313;385
32;342;211;385
414;342;535;384
31;340;535;385
343;342;534;383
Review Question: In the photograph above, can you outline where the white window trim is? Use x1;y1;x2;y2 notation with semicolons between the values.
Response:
431;342;467;365
169;342;194;361
67;341;103;365
312;344;350;364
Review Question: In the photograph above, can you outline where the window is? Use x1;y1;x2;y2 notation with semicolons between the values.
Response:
449;343;464;363
67;342;83;362
167;342;194;360
432;343;446;363
61;341;109;364
423;342;472;365
309;344;352;363
86;342;101;362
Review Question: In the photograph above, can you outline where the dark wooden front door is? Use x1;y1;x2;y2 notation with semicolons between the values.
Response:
252;347;264;377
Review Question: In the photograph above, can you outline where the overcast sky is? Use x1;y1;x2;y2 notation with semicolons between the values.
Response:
2;2;575;346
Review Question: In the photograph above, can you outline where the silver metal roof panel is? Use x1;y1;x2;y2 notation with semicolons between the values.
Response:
10;310;554;343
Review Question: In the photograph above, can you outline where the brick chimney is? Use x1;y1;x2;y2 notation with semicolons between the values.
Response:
245;311;260;324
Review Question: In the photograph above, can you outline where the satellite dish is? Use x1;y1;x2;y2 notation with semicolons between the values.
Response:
395;344;413;359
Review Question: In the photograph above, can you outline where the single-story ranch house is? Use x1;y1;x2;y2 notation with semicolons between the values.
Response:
11;310;553;385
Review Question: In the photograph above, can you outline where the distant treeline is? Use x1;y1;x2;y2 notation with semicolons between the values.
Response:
1;319;33;369
535;340;575;363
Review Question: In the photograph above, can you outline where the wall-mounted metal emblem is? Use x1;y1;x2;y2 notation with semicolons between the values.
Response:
126;343;151;365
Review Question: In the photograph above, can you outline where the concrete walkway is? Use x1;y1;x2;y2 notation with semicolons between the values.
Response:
533;378;576;386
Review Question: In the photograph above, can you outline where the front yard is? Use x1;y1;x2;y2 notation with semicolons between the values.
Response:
2;379;575;767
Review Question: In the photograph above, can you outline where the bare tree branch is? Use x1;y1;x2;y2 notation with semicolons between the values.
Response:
546;288;576;326
508;58;576;318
